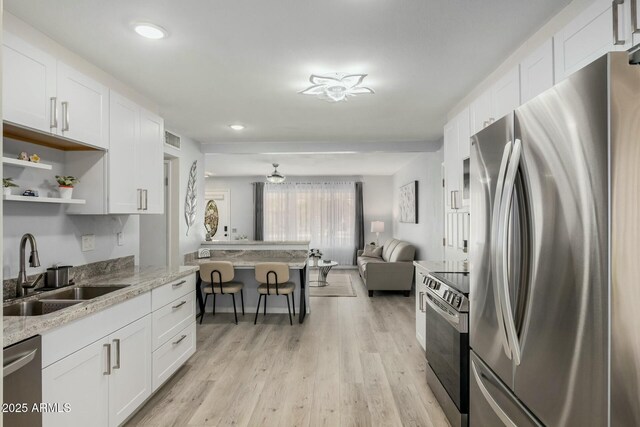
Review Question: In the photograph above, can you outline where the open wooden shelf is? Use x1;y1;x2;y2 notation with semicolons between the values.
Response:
3;122;103;152
2;156;53;170
3;195;86;205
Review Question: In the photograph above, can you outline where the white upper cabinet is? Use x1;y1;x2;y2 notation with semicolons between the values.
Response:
2;32;109;149
444;107;470;211
109;92;140;214
138;109;165;214
631;0;640;46
491;66;521;122
57;62;109;149
469;90;492;137
554;0;632;82
520;39;555;104
2;32;57;133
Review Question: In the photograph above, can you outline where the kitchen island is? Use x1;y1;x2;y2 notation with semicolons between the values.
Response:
186;241;310;323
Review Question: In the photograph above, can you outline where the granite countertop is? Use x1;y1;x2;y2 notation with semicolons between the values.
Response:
187;254;308;269
3;265;199;347
413;260;469;273
201;240;310;246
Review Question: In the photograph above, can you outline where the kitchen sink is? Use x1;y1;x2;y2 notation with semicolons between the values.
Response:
3;285;130;316
3;300;82;316
44;285;129;300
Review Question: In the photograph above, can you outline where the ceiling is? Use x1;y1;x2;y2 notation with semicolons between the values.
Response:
6;0;571;145
205;152;423;177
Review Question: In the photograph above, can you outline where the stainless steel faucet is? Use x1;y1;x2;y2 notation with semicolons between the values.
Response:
17;233;43;297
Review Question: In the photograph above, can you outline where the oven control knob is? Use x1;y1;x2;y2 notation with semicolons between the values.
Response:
443;290;449;300
454;295;461;307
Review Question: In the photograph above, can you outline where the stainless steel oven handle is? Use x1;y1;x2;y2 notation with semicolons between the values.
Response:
425;292;459;325
472;360;518;427
491;141;513;359
499;138;523;366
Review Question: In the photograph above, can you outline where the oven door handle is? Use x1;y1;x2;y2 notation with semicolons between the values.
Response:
425;292;467;333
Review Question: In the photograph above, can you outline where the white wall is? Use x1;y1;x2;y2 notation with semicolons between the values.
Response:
177;135;206;256
205;175;394;243
392;148;444;261
2;139;139;279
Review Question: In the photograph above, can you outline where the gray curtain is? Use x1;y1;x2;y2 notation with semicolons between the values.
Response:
354;181;364;264
253;182;264;241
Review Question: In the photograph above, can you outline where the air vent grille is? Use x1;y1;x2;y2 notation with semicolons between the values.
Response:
164;131;181;150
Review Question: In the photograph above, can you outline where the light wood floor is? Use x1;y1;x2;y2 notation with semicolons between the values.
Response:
126;269;449;427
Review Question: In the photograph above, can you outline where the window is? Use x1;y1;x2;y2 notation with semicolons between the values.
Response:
264;182;356;265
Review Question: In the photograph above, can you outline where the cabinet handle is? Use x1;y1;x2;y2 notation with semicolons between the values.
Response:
632;0;639;34
419;291;424;311
172;280;187;288
103;343;111;376
173;335;187;345
613;0;625;45
61;101;70;131
49;97;58;130
137;189;142;210
172;300;187;309
144;189;148;211
113;339;121;370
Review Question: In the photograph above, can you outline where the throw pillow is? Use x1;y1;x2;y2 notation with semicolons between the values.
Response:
363;244;383;258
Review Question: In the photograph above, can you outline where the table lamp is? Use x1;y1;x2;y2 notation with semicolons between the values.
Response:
371;221;385;246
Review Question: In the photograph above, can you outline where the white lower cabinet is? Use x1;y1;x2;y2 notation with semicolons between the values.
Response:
108;316;152;427
42;315;151;427
152;321;196;391
415;269;428;351
42;338;110;427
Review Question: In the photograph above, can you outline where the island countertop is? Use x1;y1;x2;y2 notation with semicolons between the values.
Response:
186;253;308;269
413;260;469;273
201;240;310;246
3;265;199;347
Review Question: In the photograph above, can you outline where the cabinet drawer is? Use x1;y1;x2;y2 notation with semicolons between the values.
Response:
152;321;196;391
152;291;196;350
151;275;194;311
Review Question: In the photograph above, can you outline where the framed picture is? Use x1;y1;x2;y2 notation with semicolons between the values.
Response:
399;181;418;223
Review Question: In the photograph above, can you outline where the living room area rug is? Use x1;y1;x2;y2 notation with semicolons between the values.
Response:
309;273;356;297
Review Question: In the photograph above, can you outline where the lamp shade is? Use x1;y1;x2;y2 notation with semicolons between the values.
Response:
371;221;385;233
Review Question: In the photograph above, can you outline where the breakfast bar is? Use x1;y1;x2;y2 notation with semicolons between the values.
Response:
186;241;310;323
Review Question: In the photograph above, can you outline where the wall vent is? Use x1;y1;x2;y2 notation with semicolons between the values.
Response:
164;131;181;150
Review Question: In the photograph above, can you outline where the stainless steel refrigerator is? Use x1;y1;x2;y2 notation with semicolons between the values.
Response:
469;51;640;427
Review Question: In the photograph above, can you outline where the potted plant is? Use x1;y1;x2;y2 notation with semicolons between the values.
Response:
308;248;323;267
3;178;18;196
55;175;79;199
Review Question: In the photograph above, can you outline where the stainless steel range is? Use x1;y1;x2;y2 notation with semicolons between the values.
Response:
423;271;469;427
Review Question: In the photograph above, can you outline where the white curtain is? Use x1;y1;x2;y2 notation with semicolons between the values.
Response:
264;182;356;265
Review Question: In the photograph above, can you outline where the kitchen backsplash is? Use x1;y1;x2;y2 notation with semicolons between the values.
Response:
3;255;135;300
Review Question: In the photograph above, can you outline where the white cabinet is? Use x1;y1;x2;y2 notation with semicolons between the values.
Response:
443;108;470;211
138;108;165;214
108;316;152;427
632;0;640;46
415;269;427;351
108;92;139;213
554;0;632;82
520;39;555;103
2;32;108;149
152;322;196;391
42;338;110;427
108;91;164;215
2;32;56;133
42;315;152;427
469;66;520;136
57;62;109;149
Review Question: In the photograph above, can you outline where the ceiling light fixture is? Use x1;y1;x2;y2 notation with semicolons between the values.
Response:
133;22;168;39
229;124;245;131
266;163;286;183
299;73;374;102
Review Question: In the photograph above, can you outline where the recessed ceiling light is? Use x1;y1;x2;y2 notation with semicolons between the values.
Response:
229;124;245;131
299;73;374;102
133;23;168;39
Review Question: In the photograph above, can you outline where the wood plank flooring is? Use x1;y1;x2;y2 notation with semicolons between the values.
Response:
126;269;449;427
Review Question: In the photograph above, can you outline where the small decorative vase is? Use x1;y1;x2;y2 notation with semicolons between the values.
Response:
3;188;12;197
59;186;74;199
310;257;317;267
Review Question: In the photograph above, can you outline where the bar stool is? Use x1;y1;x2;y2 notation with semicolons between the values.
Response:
254;262;296;325
200;261;244;324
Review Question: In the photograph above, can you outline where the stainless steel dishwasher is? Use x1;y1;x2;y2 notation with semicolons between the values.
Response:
3;335;42;427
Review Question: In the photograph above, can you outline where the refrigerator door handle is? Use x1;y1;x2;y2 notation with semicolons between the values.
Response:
491;141;513;359
471;360;519;427
498;138;523;366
